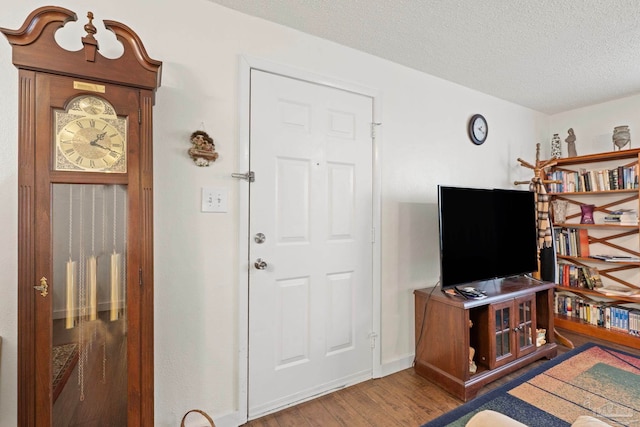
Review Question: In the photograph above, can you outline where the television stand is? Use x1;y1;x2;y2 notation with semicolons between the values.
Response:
414;276;557;401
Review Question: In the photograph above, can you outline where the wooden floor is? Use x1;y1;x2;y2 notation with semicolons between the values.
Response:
243;329;640;427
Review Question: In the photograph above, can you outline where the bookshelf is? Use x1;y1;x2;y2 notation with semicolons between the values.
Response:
545;148;640;349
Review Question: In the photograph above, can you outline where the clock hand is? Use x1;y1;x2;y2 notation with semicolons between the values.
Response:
93;142;119;155
89;132;107;146
86;132;118;154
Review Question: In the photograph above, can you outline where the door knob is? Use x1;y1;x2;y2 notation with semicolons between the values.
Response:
254;258;268;270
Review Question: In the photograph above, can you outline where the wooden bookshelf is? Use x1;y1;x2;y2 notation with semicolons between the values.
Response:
546;149;640;347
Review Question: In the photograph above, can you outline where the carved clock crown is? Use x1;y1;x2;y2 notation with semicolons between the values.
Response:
0;6;162;91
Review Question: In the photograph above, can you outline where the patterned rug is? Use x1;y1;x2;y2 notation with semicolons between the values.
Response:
423;343;640;427
52;343;78;402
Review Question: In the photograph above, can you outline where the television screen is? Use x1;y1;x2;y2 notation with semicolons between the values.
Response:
437;186;538;289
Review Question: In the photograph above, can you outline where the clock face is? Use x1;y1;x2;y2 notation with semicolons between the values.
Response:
54;95;127;173
469;114;488;145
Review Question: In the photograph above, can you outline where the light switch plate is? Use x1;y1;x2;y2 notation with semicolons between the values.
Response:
201;187;228;213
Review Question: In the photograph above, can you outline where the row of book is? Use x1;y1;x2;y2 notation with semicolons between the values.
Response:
555;227;640;263
555;293;640;336
557;263;602;289
546;165;639;193
555;227;590;257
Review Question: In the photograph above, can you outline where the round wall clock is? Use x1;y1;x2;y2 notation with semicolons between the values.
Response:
468;114;488;145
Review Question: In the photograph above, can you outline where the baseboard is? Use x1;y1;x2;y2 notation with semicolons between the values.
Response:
379;353;415;377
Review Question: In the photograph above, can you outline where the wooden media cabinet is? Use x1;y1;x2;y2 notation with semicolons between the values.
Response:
414;276;558;401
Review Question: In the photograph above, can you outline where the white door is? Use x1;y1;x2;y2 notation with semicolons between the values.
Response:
248;69;374;418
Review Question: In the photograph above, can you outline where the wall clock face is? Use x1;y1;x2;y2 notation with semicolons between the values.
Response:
468;114;488;145
54;95;127;173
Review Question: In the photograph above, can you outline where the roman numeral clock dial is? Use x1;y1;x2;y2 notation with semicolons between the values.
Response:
55;95;127;173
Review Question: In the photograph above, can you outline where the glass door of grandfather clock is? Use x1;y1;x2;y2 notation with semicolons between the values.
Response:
51;184;129;426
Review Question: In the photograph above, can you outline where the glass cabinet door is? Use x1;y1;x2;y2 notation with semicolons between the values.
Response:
490;300;515;369
489;295;538;369
495;304;511;358
515;295;537;357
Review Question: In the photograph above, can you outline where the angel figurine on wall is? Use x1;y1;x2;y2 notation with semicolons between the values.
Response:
188;130;219;166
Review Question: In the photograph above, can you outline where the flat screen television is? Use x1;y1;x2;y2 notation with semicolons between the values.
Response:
437;185;539;292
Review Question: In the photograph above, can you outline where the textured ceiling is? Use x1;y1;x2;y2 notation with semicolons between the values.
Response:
208;0;640;114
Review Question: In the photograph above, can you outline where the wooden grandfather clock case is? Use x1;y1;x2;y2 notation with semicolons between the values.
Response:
1;7;161;425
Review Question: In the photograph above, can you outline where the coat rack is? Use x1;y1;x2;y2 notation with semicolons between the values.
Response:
515;143;573;349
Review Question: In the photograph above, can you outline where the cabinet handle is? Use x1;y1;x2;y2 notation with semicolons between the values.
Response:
33;276;49;297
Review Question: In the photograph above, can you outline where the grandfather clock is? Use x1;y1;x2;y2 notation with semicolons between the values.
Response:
1;7;161;425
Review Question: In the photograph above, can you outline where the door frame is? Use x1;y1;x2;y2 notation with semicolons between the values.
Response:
236;55;382;422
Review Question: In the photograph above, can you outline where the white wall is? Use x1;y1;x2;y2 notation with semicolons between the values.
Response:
0;1;548;425
549;94;640;157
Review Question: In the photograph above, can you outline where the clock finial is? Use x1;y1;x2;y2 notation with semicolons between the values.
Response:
82;11;99;62
84;12;96;39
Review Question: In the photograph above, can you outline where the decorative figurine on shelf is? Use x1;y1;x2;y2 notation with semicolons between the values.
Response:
550;133;562;158
536;329;547;347
469;319;477;374
612;125;631;151
188;130;219;167
565;128;577;157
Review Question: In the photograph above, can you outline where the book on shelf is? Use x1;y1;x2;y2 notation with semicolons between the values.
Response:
581;266;602;290
603;209;638;225
593;286;640;297
631;310;640;337
554;293;608;327
578;229;590;257
554;227;590;257
558;263;577;287
590;254;640;262
621;210;638;225
557;263;601;289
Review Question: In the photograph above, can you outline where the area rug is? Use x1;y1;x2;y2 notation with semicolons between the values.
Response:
423;343;640;427
52;343;78;402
